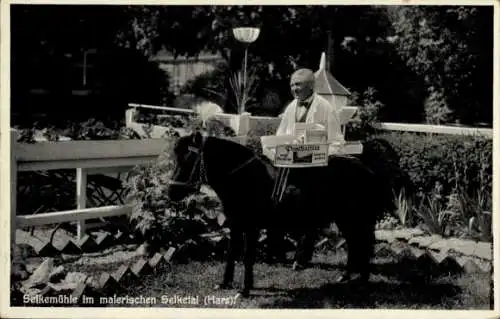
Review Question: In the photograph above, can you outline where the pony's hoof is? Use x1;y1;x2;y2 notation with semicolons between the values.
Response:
214;282;233;290
292;261;306;271
337;273;362;283
237;289;250;298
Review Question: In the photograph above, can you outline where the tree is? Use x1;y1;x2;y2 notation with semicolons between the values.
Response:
11;4;172;124
386;6;493;125
125;5;394;113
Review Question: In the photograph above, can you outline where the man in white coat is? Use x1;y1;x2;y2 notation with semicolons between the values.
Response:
268;68;345;269
276;68;344;145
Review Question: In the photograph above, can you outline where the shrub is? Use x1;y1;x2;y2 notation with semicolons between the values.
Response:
374;131;492;202
122;117;235;257
424;87;453;125
372;131;492;240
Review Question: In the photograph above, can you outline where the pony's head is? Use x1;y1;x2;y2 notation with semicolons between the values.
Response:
168;131;207;202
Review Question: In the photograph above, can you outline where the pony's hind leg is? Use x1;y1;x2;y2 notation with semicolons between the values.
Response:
293;228;317;270
342;222;375;283
216;226;243;290
240;228;259;297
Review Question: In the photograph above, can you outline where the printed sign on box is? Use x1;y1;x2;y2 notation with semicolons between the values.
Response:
274;144;329;167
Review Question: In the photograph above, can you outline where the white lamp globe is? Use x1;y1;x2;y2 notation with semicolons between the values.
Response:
232;27;260;44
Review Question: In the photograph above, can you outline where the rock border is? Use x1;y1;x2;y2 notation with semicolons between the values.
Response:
374;228;493;274
12;246;177;307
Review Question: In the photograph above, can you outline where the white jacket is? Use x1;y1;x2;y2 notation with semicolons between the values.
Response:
276;94;345;144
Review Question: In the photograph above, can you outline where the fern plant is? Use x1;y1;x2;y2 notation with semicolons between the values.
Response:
415;195;457;237
393;188;413;227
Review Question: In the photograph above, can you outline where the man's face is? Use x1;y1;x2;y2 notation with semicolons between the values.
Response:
290;73;313;101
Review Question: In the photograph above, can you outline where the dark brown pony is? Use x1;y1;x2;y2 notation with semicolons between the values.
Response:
167;132;393;297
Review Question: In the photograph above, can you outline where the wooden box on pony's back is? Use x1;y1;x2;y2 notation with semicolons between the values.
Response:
261;123;352;168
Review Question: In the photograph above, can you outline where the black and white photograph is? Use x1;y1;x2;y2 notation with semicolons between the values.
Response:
1;0;498;317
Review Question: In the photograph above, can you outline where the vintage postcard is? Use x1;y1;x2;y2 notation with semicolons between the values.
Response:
1;0;498;318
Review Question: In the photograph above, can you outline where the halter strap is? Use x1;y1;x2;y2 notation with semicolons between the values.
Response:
227;155;258;175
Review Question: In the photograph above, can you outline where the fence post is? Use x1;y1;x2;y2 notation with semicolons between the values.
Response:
11;130;18;251
76;168;88;240
237;112;251;136
125;108;137;126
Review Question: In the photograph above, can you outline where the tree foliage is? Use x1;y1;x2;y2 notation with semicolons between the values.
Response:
386;6;493;124
10;5;172;125
11;4;493;125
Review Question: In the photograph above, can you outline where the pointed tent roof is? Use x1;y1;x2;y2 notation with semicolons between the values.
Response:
314;52;351;97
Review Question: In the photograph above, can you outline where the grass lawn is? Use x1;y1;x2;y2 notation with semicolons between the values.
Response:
120;250;492;309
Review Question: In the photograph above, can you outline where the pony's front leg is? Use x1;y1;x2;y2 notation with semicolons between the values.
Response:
240;228;258;298
215;226;243;290
293;228;317;271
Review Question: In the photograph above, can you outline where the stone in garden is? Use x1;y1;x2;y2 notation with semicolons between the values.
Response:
438;256;463;275
408;236;427;247
60;239;82;255
135;243;150;256
390;241;408;257
72;281;99;305
473;242;492;261
408;228;425;237
415;251;439;275
461;259;482;273
396;246;415;261
112;264;138;285
94;233;115;250
131;258;153;277
416;235;443;249
98;273;122;295
77;235;98;253
374;230;396;244
163;246;176;262
449;239;476;257
31;241;59;257
49;265;66;283
61;254;81;263
428;239;453;253
393;229;418;241
148;253;165;269
409;247;425;259
23;258;54;289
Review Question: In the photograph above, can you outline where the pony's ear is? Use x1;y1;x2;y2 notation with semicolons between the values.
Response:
192;130;203;146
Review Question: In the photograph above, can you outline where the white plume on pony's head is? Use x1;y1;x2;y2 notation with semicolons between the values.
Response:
195;100;224;125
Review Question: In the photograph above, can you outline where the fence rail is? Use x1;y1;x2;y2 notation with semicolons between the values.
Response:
10;103;493;249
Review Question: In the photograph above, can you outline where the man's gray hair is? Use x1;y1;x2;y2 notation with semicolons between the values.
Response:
291;68;315;84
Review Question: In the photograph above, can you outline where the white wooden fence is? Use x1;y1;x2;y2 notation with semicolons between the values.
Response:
127;103;493;139
10;130;170;247
10;103;493;248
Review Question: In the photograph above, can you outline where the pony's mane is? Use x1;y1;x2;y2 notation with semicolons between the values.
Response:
206;136;276;181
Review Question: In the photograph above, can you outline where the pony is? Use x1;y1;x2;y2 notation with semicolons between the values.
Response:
167;131;394;298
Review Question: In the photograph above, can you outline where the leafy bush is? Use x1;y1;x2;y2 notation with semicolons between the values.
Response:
122;117;236;257
424;87;453;125
345;87;385;141
374;131;492;202
372;131;492;241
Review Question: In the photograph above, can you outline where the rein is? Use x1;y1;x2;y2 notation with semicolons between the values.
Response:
170;137;258;190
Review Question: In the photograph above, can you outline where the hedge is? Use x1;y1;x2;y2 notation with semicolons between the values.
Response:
369;131;492;203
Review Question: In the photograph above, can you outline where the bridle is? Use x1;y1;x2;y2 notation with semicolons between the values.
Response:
169;136;258;191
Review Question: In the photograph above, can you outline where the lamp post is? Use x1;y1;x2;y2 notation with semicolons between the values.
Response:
232;27;260;113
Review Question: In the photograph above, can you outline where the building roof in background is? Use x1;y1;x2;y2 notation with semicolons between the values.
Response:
314;52;351;96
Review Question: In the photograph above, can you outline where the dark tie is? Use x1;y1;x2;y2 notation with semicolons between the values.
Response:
298;101;309;107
